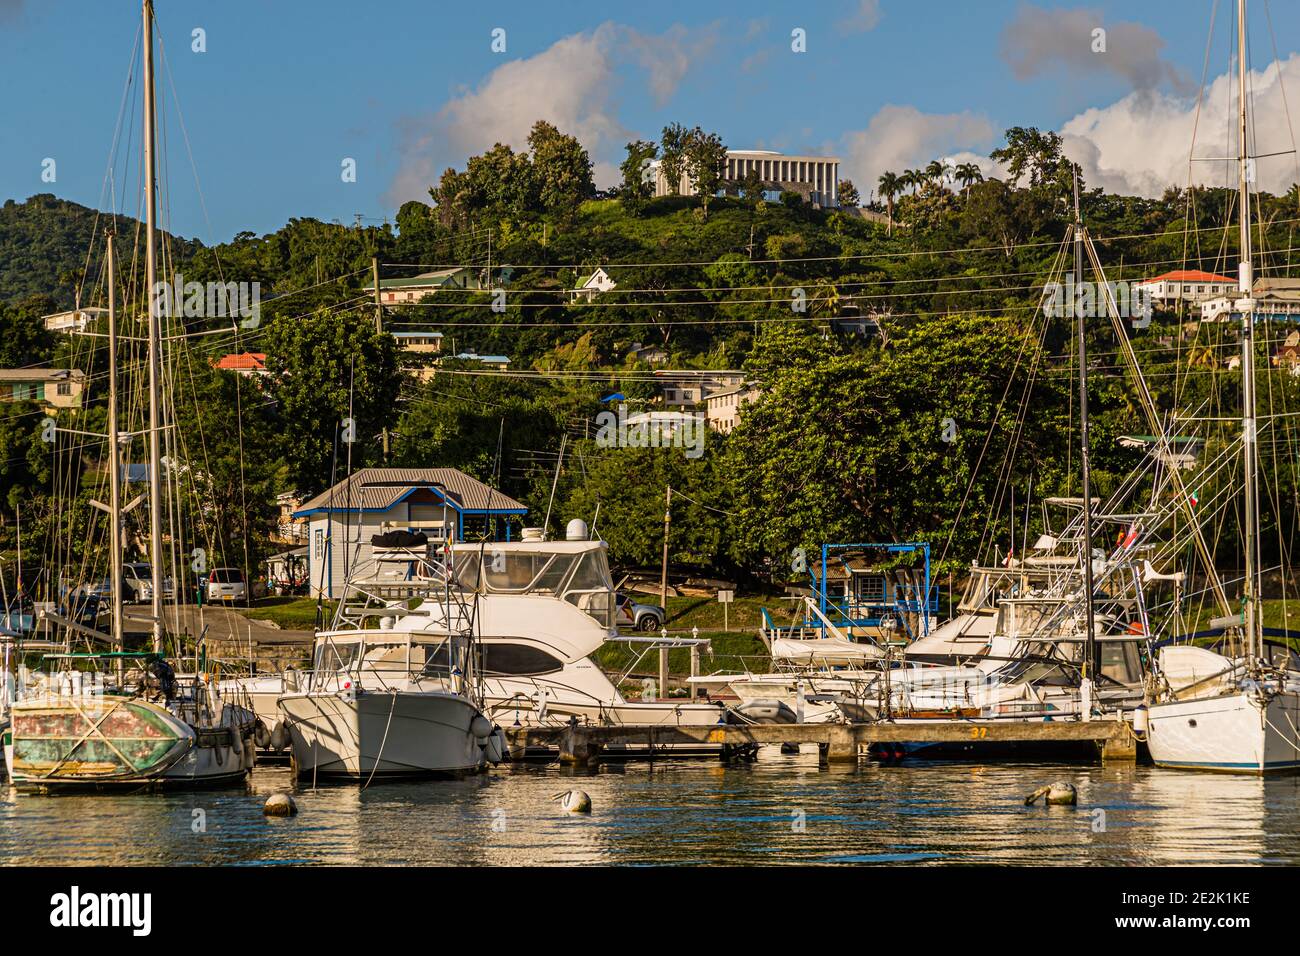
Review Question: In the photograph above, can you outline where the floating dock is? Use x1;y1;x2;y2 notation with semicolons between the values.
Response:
504;719;1139;766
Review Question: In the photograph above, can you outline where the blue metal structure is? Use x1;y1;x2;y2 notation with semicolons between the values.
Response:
810;542;937;640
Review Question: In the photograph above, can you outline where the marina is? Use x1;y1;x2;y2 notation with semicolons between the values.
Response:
2;3;1300;925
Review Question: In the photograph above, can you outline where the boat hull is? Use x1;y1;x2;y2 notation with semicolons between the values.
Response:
279;689;490;779
5;693;255;790
1147;688;1300;773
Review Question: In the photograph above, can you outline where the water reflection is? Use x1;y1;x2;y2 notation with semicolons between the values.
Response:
2;746;1297;865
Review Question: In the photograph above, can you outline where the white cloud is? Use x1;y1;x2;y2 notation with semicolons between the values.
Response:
841;105;995;194
387;23;715;205
1060;54;1300;197
838;0;881;34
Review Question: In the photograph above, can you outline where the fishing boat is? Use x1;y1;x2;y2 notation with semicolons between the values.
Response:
1145;0;1300;772
277;533;506;780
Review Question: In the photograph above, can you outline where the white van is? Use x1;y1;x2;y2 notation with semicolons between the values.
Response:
207;568;247;603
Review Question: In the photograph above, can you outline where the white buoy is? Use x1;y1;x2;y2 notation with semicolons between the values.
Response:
263;792;298;817
553;789;592;814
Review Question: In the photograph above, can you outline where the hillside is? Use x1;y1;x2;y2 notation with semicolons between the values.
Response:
0;194;202;309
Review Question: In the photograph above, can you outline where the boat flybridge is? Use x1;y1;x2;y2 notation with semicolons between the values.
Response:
426;522;728;730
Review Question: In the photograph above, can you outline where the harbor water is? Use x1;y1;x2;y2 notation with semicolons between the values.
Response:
3;747;1299;865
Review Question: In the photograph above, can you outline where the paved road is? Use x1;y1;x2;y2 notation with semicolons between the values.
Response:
122;604;314;649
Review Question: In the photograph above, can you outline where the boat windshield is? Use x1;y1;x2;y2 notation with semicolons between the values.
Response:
451;546;615;628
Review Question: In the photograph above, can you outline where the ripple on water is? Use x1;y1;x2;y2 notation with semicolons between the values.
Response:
1;760;1298;865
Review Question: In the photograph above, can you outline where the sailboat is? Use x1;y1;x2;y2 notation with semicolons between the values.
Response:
1145;0;1300;773
5;0;258;790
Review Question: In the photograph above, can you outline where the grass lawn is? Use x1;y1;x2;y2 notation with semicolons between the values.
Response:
236;596;335;631
631;593;797;632
594;629;769;684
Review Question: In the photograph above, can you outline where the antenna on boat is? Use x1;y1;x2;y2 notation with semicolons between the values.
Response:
541;433;566;540
1072;168;1098;716
142;0;165;654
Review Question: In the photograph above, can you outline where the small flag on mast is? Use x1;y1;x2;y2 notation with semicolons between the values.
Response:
1188;489;1200;508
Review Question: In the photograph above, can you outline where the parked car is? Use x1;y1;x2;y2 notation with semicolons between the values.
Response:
616;592;666;632
122;562;174;603
206;567;247;603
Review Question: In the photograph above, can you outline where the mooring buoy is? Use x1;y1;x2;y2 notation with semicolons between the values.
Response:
1024;781;1078;806
263;792;298;817
553;789;592;814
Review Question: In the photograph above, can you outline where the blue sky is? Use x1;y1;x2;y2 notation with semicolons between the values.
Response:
5;0;1300;244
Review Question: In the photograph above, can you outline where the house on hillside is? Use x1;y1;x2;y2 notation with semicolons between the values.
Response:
0;368;85;411
1136;270;1236;309
391;330;444;354
654;369;746;409
704;383;762;433
212;352;268;377
42;307;107;334
363;267;483;304
294;467;528;598
569;267;617;303
445;351;510;370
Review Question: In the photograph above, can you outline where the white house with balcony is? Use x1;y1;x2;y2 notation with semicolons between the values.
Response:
1136;270;1236;307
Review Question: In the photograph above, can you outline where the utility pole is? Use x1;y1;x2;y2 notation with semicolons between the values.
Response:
660;486;672;614
372;256;389;462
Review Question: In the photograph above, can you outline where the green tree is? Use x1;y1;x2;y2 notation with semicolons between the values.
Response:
683;127;728;218
262;308;400;495
619;140;659;212
527;120;594;222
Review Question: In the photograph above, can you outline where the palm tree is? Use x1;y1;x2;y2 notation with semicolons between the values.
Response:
955;162;983;196
925;159;946;187
877;171;901;236
902;168;922;195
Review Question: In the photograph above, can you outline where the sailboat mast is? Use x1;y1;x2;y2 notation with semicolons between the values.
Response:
106;231;124;655
142;0;164;653
1074;173;1098;693
1237;0;1260;666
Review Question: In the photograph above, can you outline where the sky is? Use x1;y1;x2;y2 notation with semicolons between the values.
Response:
5;0;1300;244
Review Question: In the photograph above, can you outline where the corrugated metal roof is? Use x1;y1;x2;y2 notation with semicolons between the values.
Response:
294;468;526;516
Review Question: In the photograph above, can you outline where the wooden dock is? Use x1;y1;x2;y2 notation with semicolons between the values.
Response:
504;719;1139;766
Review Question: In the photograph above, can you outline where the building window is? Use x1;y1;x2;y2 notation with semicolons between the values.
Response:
56;382;72;396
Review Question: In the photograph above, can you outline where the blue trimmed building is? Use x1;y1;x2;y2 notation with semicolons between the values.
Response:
294;467;528;598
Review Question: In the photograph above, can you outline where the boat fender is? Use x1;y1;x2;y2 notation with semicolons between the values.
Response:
484;727;507;764
1132;703;1149;737
470;715;493;740
553;789;592;814
229;725;243;759
1024;781;1077;806
254;720;271;749
269;722;290;753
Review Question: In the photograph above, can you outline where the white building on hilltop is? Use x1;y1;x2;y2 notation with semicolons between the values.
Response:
650;149;841;208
